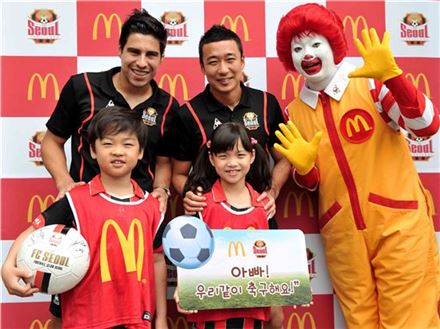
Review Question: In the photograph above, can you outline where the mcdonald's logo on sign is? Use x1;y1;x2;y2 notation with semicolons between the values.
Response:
283;191;314;219
286;312;317;329
406;73;431;99
221;15;249;41
159;74;189;100
340;109;374;144
100;218;144;282
227;241;246;257
92;13;122;40
27;194;55;223
27;73;60;101
282;73;303;100
29;319;52;329
342;15;368;39
167;316;189;329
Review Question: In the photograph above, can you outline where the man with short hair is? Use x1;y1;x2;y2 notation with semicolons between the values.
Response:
41;9;177;328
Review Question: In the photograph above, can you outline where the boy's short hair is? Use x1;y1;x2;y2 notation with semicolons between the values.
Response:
119;8;168;56
198;24;244;65
88;106;148;151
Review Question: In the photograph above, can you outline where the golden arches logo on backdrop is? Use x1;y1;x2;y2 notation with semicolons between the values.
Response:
342;15;368;39
282;73;303;100
27;194;55;223
221;15;249;41
159;74;189;100
286;312;317;329
27;73;60;101
92;13;122;40
29;319;52;329
283;191;314;218
167;316;189;329
100;218;144;282
406;73;431;99
227;241;246;257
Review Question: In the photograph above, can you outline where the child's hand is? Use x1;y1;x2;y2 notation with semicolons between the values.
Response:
173;287;198;314
1;263;39;297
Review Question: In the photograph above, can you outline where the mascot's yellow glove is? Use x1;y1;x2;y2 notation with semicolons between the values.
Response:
348;28;402;82
274;121;322;175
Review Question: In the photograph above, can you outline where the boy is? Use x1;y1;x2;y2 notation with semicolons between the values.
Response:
1;107;167;329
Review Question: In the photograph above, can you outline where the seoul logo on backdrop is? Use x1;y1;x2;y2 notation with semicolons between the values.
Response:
27;9;60;43
400;12;429;45
160;11;189;45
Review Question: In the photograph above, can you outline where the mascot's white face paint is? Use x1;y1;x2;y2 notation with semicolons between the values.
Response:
291;33;337;91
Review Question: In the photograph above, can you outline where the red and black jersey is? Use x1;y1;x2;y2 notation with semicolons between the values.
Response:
33;176;163;329
172;83;284;162
46;67;179;191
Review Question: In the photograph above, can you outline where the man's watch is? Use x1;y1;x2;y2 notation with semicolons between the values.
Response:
155;186;171;198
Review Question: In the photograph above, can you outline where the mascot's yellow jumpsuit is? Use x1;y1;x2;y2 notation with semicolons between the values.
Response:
287;62;439;328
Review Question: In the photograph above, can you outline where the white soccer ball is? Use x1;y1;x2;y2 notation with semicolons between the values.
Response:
162;215;214;269
16;224;90;294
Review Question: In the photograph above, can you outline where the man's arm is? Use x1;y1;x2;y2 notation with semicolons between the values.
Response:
41;130;84;200
269;148;291;199
153;252;168;329
151;156;172;213
171;159;192;195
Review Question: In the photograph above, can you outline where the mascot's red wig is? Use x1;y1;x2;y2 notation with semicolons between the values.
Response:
276;3;348;72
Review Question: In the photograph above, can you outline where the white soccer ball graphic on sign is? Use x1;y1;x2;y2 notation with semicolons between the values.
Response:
162;215;214;269
16;224;90;294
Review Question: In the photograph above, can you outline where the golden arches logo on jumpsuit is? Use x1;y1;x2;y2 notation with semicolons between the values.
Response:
286;312;317;329
342;15;369;39
159;73;189;101
27;194;55;223
340;109;375;144
27;73;60;101
92;13;122;40
283;191;314;219
100;218;144;282
220;15;250;41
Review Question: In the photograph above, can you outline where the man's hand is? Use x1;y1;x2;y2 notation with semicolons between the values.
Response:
274;121;322;175
348;28;402;82
151;188;170;213
56;180;85;201
183;187;206;215
257;190;276;218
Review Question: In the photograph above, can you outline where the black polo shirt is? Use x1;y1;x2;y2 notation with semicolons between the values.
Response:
173;83;284;162
46;67;179;191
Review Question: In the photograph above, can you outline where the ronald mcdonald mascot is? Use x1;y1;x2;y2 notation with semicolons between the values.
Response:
275;3;439;329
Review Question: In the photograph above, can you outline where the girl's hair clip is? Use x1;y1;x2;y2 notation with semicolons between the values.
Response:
250;137;258;145
206;140;211;149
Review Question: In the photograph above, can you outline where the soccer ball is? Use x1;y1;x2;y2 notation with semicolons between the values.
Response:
16;224;90;294
162;216;214;269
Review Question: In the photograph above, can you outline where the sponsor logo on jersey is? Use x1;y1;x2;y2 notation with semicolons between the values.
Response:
161;11;189;44
142;107;158;126
28;9;60;44
400;13;429;45
243;112;259;130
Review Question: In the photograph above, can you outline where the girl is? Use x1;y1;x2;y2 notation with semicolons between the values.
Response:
176;122;283;329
